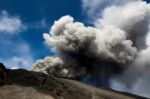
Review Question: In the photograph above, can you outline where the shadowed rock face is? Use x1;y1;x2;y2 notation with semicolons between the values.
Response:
0;63;147;99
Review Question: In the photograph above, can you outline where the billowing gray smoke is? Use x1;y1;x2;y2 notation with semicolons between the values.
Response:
32;0;150;97
32;15;137;86
32;56;87;79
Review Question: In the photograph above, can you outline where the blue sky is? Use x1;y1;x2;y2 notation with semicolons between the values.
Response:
0;0;150;69
0;0;86;69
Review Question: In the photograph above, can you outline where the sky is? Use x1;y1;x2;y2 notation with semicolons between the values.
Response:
1;0;150;98
0;0;86;69
0;0;149;69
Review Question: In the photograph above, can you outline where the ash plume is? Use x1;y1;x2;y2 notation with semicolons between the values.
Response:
32;0;150;95
95;1;150;49
32;56;87;79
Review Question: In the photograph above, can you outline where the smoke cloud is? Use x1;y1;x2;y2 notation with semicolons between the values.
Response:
32;0;150;97
32;56;87;79
95;1;150;49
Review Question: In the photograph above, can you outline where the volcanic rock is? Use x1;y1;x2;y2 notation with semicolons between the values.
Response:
0;63;147;99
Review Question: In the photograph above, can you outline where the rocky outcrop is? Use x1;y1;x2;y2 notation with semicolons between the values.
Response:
0;63;147;99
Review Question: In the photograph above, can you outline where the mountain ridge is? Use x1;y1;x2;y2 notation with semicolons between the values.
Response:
0;63;147;99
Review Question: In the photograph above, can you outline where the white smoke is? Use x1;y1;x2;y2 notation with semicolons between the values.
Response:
95;1;150;49
43;15;137;63
32;56;73;78
111;47;150;96
81;0;143;21
32;0;150;98
93;0;150;97
32;57;65;74
32;56;87;79
32;14;137;84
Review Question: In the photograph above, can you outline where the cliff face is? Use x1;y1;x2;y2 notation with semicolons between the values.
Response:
0;63;147;99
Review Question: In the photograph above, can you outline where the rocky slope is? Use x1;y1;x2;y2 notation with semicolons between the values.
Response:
0;63;147;99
